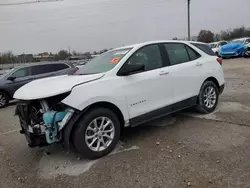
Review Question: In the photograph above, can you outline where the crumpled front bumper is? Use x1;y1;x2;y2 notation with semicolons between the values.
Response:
16;101;74;148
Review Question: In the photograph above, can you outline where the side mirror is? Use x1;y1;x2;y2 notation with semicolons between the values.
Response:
7;76;16;81
118;63;145;76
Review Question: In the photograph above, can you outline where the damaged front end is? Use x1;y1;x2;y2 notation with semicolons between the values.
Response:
15;93;74;148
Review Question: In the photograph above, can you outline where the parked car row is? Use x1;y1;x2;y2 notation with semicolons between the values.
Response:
13;40;225;159
208;41;228;56
0;62;78;108
208;37;250;58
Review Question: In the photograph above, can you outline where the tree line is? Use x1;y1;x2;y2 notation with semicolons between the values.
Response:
196;26;250;43
0;48;110;64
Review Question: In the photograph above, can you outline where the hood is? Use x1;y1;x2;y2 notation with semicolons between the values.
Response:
14;73;104;100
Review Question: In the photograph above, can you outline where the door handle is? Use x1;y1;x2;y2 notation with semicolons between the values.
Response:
196;62;203;66
159;71;169;76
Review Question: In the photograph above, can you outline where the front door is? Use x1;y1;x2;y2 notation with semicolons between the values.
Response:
6;67;33;96
120;44;173;119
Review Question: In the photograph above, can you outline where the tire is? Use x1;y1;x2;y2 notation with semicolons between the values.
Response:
196;81;219;114
0;91;10;108
72;107;121;159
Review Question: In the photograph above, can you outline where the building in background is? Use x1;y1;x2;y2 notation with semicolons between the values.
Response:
33;52;54;62
17;54;33;63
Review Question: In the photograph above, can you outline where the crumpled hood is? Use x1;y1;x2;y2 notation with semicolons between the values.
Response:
14;73;104;100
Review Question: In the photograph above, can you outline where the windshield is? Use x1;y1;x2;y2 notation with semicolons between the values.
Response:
76;48;132;75
0;68;13;78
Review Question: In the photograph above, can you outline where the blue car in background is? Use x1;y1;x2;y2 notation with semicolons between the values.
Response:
219;37;250;58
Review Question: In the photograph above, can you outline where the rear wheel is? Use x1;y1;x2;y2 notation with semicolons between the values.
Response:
72;108;121;159
0;91;10;108
196;81;219;114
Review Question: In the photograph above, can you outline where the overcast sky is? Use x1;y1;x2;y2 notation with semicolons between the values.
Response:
0;0;250;54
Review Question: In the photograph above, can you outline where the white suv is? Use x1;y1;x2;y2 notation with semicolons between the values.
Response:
14;40;225;159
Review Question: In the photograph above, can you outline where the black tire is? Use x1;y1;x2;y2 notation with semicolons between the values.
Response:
0;91;10;108
72;107;121;159
196;81;219;114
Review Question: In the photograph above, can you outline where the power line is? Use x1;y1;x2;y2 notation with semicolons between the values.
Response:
0;0;63;6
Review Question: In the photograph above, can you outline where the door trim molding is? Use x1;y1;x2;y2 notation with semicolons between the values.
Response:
130;96;197;127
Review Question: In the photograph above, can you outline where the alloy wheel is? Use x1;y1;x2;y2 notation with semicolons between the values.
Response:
0;94;7;107
85;117;115;152
203;86;217;108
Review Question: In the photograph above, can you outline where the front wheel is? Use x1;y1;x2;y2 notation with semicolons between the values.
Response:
0;91;10;108
72;108;121;159
196;81;219;114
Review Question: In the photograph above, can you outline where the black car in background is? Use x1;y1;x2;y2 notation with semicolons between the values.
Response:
0;62;77;108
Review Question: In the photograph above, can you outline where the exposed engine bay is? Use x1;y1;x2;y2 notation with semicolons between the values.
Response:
15;93;74;148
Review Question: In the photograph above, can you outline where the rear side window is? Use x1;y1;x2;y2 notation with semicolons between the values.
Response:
51;63;69;71
191;43;216;56
186;46;201;61
164;43;200;65
164;43;190;65
31;64;69;75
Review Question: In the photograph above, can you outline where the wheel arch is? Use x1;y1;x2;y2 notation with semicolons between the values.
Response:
203;77;220;90
0;89;11;99
82;101;125;127
63;101;126;151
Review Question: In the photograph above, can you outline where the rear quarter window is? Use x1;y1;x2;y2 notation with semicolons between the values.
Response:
51;63;69;71
191;43;217;56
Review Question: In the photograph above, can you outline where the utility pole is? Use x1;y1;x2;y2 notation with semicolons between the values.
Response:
68;46;71;58
187;0;191;41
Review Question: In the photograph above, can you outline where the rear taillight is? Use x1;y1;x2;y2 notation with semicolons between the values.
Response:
74;68;78;73
216;57;222;65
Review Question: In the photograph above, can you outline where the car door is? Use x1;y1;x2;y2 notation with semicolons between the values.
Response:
5;67;32;96
120;44;173;120
163;43;202;103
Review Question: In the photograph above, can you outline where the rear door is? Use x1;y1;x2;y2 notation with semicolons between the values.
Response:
30;64;55;80
162;43;202;103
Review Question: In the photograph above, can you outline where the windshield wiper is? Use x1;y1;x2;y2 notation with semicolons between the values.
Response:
77;73;92;75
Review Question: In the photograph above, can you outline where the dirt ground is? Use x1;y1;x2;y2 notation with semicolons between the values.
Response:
1;58;250;188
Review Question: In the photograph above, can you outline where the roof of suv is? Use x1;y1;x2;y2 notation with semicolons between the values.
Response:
114;40;206;50
13;61;74;69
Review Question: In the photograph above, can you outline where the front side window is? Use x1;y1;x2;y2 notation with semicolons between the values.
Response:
126;44;163;71
76;48;132;75
164;43;190;65
11;67;30;78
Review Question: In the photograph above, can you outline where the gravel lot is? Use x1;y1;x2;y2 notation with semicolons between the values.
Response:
1;58;250;188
